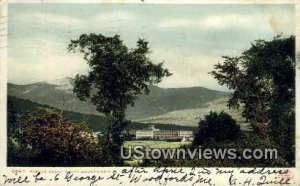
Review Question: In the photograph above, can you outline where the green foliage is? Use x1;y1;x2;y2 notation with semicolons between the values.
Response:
210;35;295;136
269;105;295;166
68;34;171;120
7;97;18;137
68;34;171;165
141;132;285;167
193;111;241;146
11;108;106;166
210;35;295;165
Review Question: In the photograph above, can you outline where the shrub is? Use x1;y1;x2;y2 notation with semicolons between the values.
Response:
193;111;241;146
14;108;106;166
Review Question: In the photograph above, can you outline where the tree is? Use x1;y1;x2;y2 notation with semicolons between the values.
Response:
210;35;295;135
210;35;295;165
7;97;18;136
15;108;105;166
193;111;241;146
68;34;171;165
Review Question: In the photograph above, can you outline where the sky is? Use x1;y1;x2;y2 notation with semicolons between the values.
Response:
8;3;295;91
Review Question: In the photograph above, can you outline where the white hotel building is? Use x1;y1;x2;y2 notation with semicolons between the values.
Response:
135;125;193;141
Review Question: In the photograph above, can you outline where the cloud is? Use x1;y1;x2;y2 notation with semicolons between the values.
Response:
267;8;295;35
12;12;82;27
157;8;294;35
8;9;137;84
158;18;194;28
8;55;89;85
85;11;136;32
200;14;257;30
158;13;268;31
92;11;135;24
11;10;136;30
8;38;89;84
151;48;226;90
8;5;293;90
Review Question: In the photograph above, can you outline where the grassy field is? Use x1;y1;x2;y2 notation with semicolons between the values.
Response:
123;140;191;149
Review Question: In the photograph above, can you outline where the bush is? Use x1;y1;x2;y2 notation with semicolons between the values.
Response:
13;108;106;166
146;132;285;167
193;111;241;146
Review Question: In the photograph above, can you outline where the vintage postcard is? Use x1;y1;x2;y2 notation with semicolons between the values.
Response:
0;0;299;185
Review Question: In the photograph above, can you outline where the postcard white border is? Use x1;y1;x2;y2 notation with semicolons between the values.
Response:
0;0;299;185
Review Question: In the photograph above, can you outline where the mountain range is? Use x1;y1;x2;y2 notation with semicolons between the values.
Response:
8;95;199;132
8;77;236;126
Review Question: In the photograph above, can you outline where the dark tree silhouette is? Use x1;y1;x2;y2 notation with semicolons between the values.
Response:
211;35;295;165
68;34;171;165
210;36;294;135
193;111;241;146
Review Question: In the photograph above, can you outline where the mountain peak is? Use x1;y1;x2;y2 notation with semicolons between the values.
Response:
44;77;73;85
44;77;74;92
8;77;229;122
